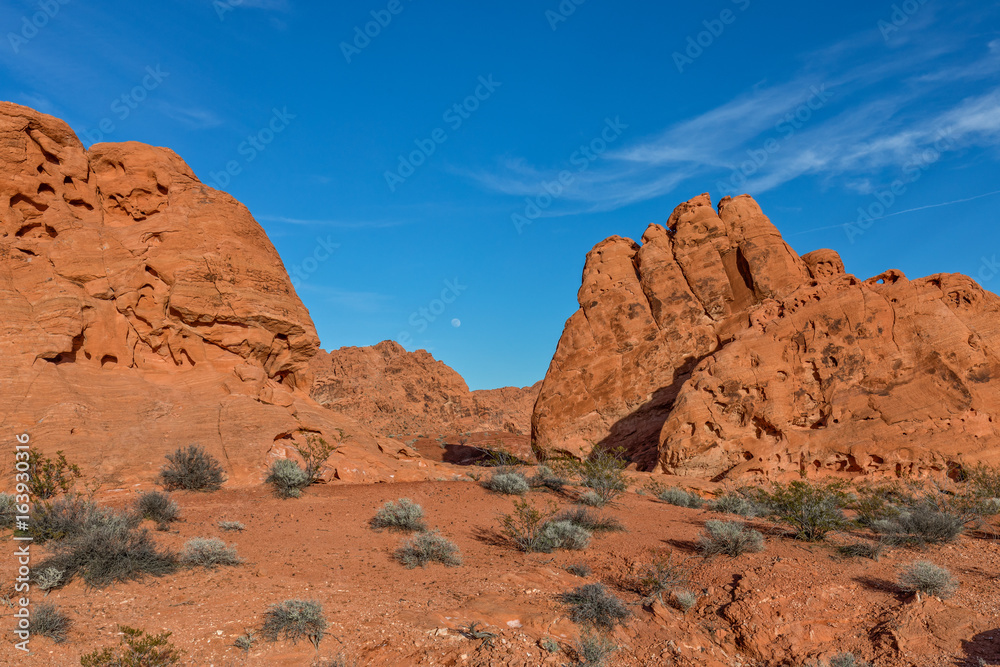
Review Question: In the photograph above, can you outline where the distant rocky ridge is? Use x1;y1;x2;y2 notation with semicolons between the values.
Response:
310;340;540;437
533;193;1000;480
0;102;440;487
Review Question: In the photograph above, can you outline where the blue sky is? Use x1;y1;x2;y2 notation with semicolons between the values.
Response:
2;0;998;390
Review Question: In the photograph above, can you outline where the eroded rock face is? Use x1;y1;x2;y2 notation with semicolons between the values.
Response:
533;192;1000;479
0;102;435;487
310;340;540;437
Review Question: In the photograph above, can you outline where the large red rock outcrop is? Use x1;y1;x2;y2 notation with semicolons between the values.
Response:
533;193;1000;479
0;102;436;487
310;340;540;436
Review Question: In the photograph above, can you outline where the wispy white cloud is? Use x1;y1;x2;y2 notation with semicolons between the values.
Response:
155;103;224;129
258;215;407;229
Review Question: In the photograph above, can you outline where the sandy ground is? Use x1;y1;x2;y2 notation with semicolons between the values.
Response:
2;474;999;666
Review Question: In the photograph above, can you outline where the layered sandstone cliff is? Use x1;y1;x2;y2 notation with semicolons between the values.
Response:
532;193;1000;479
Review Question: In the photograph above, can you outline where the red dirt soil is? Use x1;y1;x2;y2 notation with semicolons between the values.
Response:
5;475;999;666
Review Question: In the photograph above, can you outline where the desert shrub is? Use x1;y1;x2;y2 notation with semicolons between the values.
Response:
395;532;462;568
266;459;309;499
540;520;591;551
34;566;66;592
501;498;558;553
577;491;607;507
529;465;568;492
962;463;1000;500
298;434;339;484
478;447;529;468
30;495;140;544
555;507;625;532
574;448;628;506
218;520;245;532
0;492;17;528
370;498;426;532
709;492;763;518
136;491;180;529
559;583;631;630
38;511;177;588
838;540;887;561
30;602;71;643
699;520;765;557
482;471;530;496
80;626;182;666
233;630;256;652
626;550;691;604
261;599;328;648
657;487;704;509
827;653;873;667
21;450;81;500
754;480;849;541
541;637;560;653
565;562;592;577
574;630;617;666
313;654;357;667
159;445;225;492
871;502;965;546
897;560;958;598
181;537;241;568
669;589;697;612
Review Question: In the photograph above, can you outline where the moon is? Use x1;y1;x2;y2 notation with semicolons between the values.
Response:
451;319;461;328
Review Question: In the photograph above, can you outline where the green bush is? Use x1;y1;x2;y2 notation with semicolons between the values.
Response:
574;629;617;666
554;507;625;532
897;560;957;598
657;487;704;508
21;450;81;499
298;434;339;484
699;520;765;557
181;537;241;568
575;448;628;506
482;471;530;495
159;445;225;492
754;481;849;541
370;498;427;532
558;583;631;630
266;459;310;498
539;520;591;551
261;599;328;648
136;491;179;530
30;602;71;643
0;492;17;528
709;492;763;518
395;532;462;568
80;626;182;666
501;498;558;553
871;503;965;546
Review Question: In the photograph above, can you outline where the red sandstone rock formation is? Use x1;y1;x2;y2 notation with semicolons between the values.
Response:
0;102;435;487
309;340;540;437
532;193;1000;479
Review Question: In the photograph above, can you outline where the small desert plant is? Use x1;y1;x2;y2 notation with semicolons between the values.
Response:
565;562;592;577
657;486;704;508
21;450;81;499
0;492;17;528
669;589;697;612
30;602;71;643
529;465;568;492
136;491;180;529
181;537;241;568
573;448;629;506
826;653;873;667
754;480;849;541
298;433;339;484
558;583;631;630
577;491;607;507
962;463;1000;500
482;471;530;495
478;446;528;468
897;560;958;598
29;495;113;543
261;599;328;648
871;503;965;546
159;445;225;492
626;550;691;605
540;637;560;653
458;621;497;647
500;498;558;553
218;520;245;532
574;629;617;666
838;540;887;561
370;498;427;532
709;492;763;518
699;520;765;557
540;520;592;551
80;626;182;666
233;630;257;652
313;653;357;667
266;459;310;498
555;507;625;532
34;566;66;592
395;532;462;568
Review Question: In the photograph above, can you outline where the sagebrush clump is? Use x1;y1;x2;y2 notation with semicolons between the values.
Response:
574;630;617;666
626;550;691;605
657;487;704;508
181;537;241;568
897;560;958;598
870;502;965;546
539;520;591;551
30;602;72;643
261;599;328;648
558;583;631;630
699;520;765;557
135;491;180;530
266;459;310;498
482;471;530;495
555;507;625;532
709;492;763;518
370;498;427;532
395;532;462;568
159;445;225;492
